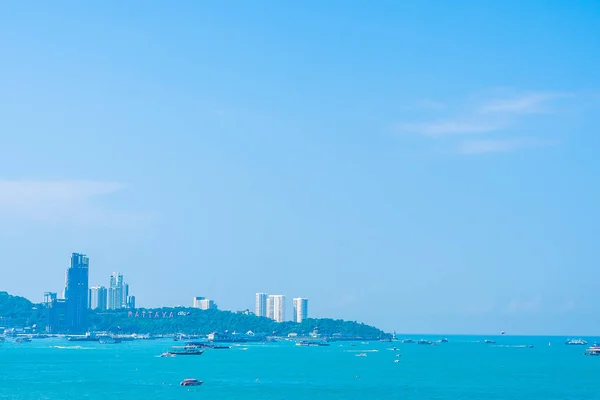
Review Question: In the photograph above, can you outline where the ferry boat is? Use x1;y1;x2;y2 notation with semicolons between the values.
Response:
565;338;587;346
167;345;204;356
296;340;330;347
180;378;203;386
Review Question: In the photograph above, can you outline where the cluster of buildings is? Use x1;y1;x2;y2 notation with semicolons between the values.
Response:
192;296;217;310
255;293;308;323
89;273;135;311
43;253;136;333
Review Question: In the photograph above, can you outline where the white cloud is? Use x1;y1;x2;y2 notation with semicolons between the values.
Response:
399;120;505;136
456;138;556;155
0;180;150;227
480;92;571;115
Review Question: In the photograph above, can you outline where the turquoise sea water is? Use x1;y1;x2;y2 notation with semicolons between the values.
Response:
1;335;600;399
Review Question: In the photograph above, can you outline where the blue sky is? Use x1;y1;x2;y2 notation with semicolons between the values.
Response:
1;1;599;335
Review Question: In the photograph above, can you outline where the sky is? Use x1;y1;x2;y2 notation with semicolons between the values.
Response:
1;1;599;335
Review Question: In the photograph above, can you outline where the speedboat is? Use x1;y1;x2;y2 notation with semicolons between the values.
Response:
438;338;449;343
484;339;496;344
180;378;203;386
160;352;176;357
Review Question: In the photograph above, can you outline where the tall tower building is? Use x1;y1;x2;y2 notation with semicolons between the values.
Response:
255;293;267;317
65;253;89;333
293;298;308;323
89;286;107;311
270;295;286;322
108;272;128;310
266;296;274;320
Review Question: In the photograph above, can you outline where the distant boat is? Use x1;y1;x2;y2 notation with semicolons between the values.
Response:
167;346;204;356
437;338;449;343
355;353;367;357
296;340;330;347
180;378;203;386
484;339;496;344
417;339;433;345
15;337;32;344
565;338;587;346
402;339;415;344
501;331;505;335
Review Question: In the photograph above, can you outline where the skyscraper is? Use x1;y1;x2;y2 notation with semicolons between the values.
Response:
270;295;286;322
89;286;107;310
255;293;267;317
293;298;308;323
107;272;131;309
266;296;274;320
65;253;89;333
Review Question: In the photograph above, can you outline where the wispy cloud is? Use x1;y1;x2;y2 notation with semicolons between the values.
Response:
456;138;557;155
480;92;571;114
396;89;577;154
399;120;506;137
0;180;151;228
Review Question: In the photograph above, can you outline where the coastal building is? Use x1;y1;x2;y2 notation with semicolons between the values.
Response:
107;272;132;309
47;298;66;333
127;295;136;309
193;297;216;310
43;292;57;306
266;296;274;320
89;286;107;310
293;297;308;323
193;296;205;308
270;295;286;322
65;253;89;333
255;293;267;317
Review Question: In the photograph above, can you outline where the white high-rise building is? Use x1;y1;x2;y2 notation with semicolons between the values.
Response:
193;296;205;308
266;296;274;320
255;293;267;317
293;298;308;323
270;295;285;322
89;286;107;310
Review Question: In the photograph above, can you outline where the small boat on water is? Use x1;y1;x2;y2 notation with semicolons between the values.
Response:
584;344;600;356
484;339;496;344
180;378;203;386
355;353;367;357
15;337;32;344
296;340;330;347
160;352;176;357
402;339;415;344
417;339;433;345
167;346;204;356
565;338;587;346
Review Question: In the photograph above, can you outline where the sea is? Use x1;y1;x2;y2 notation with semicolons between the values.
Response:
1;335;599;399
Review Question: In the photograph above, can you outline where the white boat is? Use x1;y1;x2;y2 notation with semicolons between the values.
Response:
585;344;600;356
355;353;367;357
565;338;587;346
167;346;204;356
